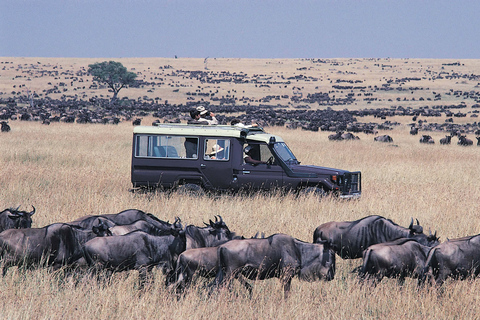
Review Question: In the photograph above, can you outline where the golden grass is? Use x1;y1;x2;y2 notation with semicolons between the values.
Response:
1;117;480;319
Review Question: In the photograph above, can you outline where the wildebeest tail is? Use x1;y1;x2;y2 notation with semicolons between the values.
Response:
419;247;437;286
358;248;372;279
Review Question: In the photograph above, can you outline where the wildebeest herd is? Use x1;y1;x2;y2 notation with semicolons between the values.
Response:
1;206;479;298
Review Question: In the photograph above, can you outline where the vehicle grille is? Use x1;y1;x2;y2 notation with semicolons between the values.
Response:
343;172;361;194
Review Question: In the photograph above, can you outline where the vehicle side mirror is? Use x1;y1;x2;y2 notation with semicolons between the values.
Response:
269;136;276;145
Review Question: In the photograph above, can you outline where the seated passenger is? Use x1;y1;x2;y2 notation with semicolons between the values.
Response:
208;144;225;160
244;145;266;165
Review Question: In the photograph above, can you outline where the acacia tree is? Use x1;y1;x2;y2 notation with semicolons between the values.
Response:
88;61;137;104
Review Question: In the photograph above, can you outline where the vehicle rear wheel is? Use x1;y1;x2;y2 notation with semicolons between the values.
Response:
176;183;205;197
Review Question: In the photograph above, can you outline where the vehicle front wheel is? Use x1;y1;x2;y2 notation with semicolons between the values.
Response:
176;184;205;197
297;187;327;198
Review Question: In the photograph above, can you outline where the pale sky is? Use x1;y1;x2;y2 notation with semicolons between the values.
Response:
1;0;479;59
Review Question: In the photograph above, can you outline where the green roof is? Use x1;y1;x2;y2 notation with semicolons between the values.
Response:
133;123;284;143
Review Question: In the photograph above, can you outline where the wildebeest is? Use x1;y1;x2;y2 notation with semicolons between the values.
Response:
83;219;184;285
71;209;172;232
440;135;452;145
409;127;418;135
457;135;473;146
419;135;434;144
1;121;10;132
420;234;480;286
477;136;480;146
211;233;335;298
313;215;437;259
108;218;181;236
185;215;238;250
328;132;344;141
168;232;265;293
0;206;35;232
0;220;111;275
374;135;393;143
341;132;360;140
358;236;439;285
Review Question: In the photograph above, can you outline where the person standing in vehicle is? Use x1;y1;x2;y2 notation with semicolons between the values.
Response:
197;106;218;125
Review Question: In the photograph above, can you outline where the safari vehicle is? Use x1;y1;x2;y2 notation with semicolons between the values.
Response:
131;124;361;198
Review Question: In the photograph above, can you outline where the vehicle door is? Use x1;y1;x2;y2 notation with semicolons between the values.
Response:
234;143;284;190
200;138;233;190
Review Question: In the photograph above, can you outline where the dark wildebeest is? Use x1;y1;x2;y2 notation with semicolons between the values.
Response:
0;206;35;232
0;220;111;275
341;132;360;140
313;215;436;259
328;132;344;141
457;135;473;146
83;219;184;285
440;135;452;145
108;219;180;236
167;232;264;293
132;118;142;126
374;135;393;143
185;215;238;250
419;135;434;144
211;233;335;298
71;209;172;232
410;127;418;135
420;234;480;287
477;136;480;146
358;236;439;285
1;121;10;132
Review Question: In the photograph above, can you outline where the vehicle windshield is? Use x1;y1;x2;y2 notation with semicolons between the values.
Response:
273;142;299;165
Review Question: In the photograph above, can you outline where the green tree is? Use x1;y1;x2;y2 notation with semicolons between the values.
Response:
88;61;137;104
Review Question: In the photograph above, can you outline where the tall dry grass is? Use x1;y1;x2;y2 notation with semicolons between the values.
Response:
1;119;480;319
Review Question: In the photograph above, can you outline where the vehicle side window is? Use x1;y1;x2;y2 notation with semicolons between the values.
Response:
243;143;275;164
204;139;230;161
135;134;197;159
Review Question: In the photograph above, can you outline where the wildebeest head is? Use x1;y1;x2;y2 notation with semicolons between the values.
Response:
408;218;423;234
297;239;336;282
2;205;35;230
206;215;232;239
92;219;113;237
170;217;184;237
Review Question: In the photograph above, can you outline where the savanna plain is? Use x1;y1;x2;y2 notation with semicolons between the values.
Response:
1;57;480;319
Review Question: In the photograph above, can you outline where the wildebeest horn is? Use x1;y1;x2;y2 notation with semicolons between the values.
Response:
416;218;420;225
30;205;36;216
214;216;218;223
409;218;413;229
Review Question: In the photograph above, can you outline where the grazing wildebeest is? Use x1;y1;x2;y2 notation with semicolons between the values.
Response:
1;121;10;132
167;232;264;293
358;236;439;285
341;132;360;140
109;218;181;236
410;127;418;135
374;135;393;143
328;132;344;141
419;135;434;144
313;215;436;259
185;215;238;250
132;118;142;126
0;206;35;232
420;234;480;287
477;136;480;146
71;209;171;232
0;221;111;275
83;219;184;285
457;135;473;146
440;135;452;145
211;233;335;298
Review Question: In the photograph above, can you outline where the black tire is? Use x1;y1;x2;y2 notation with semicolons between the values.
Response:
176;183;205;196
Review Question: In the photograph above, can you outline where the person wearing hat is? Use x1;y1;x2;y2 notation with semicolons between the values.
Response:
244;145;266;165
187;109;208;125
196;106;218;125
